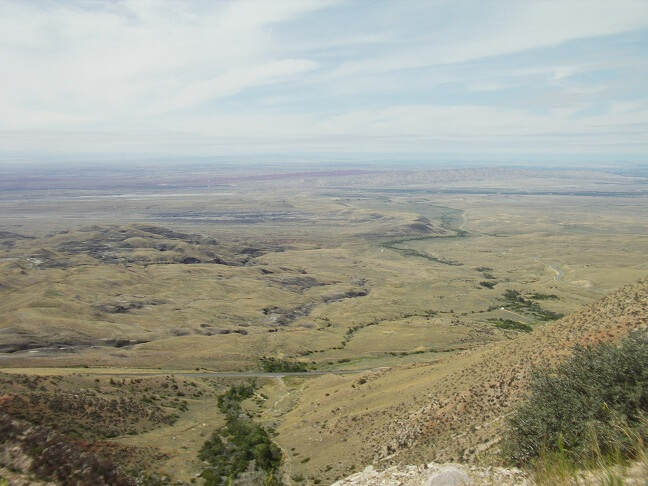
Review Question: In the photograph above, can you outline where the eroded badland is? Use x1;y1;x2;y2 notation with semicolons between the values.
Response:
0;165;646;484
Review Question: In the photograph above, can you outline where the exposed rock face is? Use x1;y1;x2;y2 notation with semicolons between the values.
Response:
330;462;531;486
425;466;471;485
330;460;648;486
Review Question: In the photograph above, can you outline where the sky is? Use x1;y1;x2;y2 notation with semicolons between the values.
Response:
1;0;648;165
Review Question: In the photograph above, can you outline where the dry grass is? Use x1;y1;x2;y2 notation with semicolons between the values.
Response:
0;168;647;483
271;278;647;484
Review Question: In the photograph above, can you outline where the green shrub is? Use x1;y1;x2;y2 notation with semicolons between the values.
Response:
259;357;308;373
200;382;282;485
490;319;532;332
500;289;563;321
528;293;559;301
503;330;648;467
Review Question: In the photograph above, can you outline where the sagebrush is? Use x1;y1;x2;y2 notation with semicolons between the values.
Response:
503;329;648;466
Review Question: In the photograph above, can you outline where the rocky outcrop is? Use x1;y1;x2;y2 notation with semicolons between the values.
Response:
330;459;648;486
330;462;531;486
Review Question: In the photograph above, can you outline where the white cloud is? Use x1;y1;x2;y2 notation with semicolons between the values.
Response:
0;0;646;160
157;59;319;113
0;0;328;125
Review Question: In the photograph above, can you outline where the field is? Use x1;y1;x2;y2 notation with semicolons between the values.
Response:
0;164;646;484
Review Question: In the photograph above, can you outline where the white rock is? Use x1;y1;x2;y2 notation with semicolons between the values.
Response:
424;465;472;486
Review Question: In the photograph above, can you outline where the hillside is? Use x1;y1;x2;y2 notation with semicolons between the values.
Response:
272;277;648;483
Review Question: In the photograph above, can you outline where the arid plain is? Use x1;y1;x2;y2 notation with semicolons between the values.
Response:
0;165;646;484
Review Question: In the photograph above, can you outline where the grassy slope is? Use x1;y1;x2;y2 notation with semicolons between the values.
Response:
272;277;648;484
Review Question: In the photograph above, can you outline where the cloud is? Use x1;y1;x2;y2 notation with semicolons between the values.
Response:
0;0;647;161
0;1;328;123
158;59;319;113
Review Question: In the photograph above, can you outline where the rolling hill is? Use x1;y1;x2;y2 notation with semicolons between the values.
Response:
273;277;647;483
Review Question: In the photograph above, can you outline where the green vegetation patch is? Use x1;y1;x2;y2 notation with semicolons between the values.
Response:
527;293;559;300
489;319;532;332
500;289;564;321
200;383;282;485
260;357;308;373
380;238;463;266
503;330;648;468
